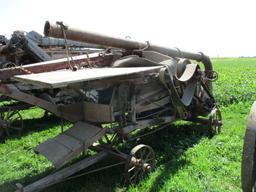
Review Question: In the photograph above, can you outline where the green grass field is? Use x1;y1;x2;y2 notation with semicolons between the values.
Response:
0;58;256;192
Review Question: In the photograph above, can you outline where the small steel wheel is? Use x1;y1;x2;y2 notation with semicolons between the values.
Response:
241;102;256;192
124;144;155;183
209;106;222;135
0;110;23;137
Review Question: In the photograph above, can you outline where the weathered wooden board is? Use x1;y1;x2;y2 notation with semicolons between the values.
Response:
83;102;114;122
13;66;162;88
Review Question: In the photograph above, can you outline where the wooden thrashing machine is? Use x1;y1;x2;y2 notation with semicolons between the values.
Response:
0;21;222;192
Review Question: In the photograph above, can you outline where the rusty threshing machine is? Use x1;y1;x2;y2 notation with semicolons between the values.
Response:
0;21;222;191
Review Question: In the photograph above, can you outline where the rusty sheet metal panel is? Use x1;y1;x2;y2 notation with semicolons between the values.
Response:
13;66;162;88
35;121;106;168
83;102;114;122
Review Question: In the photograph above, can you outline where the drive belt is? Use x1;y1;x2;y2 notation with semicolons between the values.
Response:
112;55;200;118
159;59;199;118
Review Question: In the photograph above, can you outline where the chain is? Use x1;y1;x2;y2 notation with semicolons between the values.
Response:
19;64;33;74
56;21;76;71
85;52;93;68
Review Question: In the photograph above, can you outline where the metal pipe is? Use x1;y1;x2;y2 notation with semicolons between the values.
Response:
44;21;213;74
41;37;104;49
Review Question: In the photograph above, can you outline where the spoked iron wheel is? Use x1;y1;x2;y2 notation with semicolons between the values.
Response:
0;110;23;138
209;106;222;135
241;102;256;192
124;144;155;184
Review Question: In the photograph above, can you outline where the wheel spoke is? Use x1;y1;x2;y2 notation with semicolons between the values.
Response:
139;149;146;159
129;168;141;182
145;151;153;161
8;116;20;123
146;158;155;163
6;111;17;119
0;110;23;136
137;168;144;180
128;166;136;173
0;112;4;119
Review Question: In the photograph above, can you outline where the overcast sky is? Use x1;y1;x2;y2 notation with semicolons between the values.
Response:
0;0;255;57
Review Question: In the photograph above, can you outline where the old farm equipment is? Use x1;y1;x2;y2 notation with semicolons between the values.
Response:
26;30;103;59
0;31;51;67
0;30;104;138
0;52;107;138
0;21;221;192
0;30;103;68
241;102;256;192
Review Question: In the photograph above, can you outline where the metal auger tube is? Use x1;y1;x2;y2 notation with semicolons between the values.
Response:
44;21;213;82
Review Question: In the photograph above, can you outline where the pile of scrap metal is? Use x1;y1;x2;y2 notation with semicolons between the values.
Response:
0;29;103;68
241;102;256;192
0;21;222;192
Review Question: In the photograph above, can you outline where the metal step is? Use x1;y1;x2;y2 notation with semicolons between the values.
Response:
35;121;106;168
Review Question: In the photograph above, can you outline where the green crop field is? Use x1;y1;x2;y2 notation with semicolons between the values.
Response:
0;58;256;192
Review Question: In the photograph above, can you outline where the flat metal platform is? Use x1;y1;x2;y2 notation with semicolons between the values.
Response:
13;66;162;88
